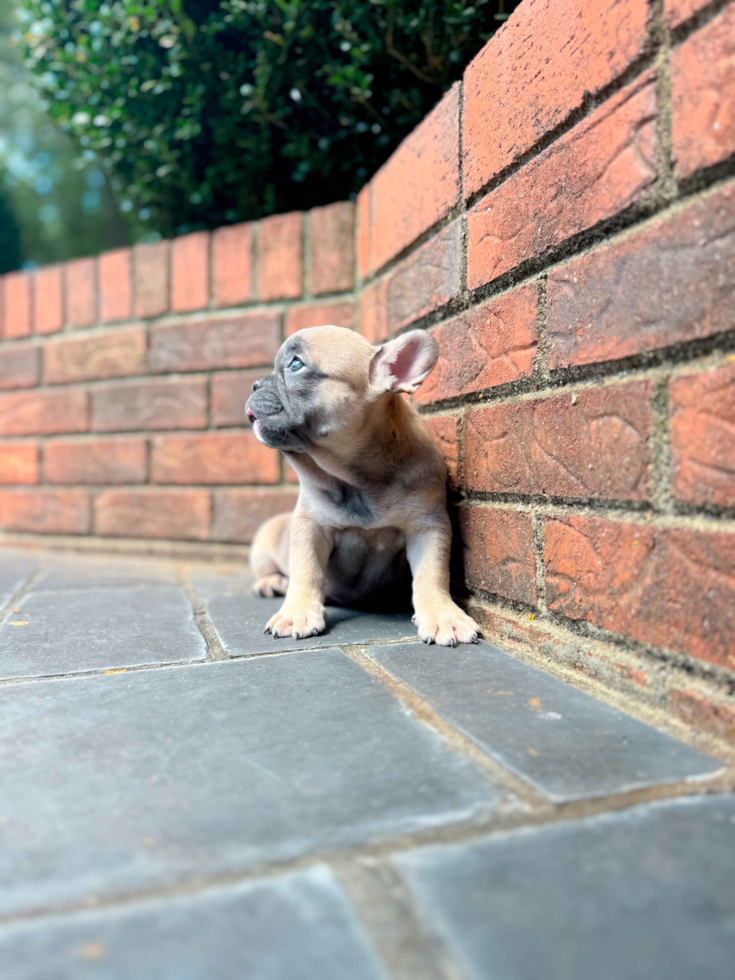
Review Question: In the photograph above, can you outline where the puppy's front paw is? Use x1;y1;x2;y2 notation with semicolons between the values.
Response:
414;603;481;647
265;602;326;639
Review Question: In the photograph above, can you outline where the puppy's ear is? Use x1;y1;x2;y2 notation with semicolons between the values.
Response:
369;330;439;394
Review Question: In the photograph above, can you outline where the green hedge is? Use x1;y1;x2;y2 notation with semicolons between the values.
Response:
16;1;515;238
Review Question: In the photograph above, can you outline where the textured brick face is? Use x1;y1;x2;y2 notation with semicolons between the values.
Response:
212;488;298;543
133;241;170;319
459;506;538;606
212;223;253;308
544;516;735;669
99;249;132;323
65;257;97;328
92;378;208;433
258;212;303;301
2;273;32;339
415;283;538;406
95;489;210;540
0;489;90;534
308;202;355;294
356;185;371;281
151;431;279;485
467;74;657;289
171;232;210;312
44;328;147;385
33;266;63;335
546;184;735;369
463;381;653;500
671;4;735;179
0;390;88;436
149;313;280;373
670;362;735;509
388;222;461;332
369;85;460;273
422;416;459;488
211;370;262;428
463;0;649;195
0;443;39;485
285;301;354;337
45;439;147;485
359;279;389;344
0;345;39;391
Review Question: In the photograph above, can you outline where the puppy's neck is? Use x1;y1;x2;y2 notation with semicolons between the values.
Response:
297;393;425;489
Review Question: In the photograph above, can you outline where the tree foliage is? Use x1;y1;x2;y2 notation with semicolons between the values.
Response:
16;0;515;238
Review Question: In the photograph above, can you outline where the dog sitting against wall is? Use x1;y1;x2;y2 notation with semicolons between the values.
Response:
245;325;480;647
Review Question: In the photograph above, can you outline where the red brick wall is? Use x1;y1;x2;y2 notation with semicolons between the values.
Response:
1;0;734;739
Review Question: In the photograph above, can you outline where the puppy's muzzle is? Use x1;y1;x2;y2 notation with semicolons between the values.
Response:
246;375;283;424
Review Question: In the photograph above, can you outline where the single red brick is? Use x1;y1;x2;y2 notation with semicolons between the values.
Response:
284;301;354;338
0;345;40;390
670;361;735;509
308;201;355;294
133;240;170;318
44;327;147;385
211;370;263;427
356;184;371;282
92;377;208;432
2;272;32;339
45;438;148;485
546;184;735;369
258;212;302;301
0;443;39;485
459;506;538;605
544;516;735;669
0;488;90;534
359;279;389;344
151;431;279;485
670;688;735;744
212;223;253;308
672;5;735;179
149;312;280;373
99;248;132;323
388;222;461;333
212;487;299;543
463;0;649;196
64;257;97;328
0;389;88;436
415;284;538;406
467;74;657;289
171;231;210;313
33;266;64;335
95;488;211;540
464;381;653;500
370;85;460;273
664;0;711;27
423;415;459;488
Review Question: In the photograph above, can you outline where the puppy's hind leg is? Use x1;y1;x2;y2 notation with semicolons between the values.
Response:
250;512;292;598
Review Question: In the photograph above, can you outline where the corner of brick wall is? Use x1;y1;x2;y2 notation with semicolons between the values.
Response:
1;0;734;743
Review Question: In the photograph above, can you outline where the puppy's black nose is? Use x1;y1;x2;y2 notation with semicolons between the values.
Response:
252;379;263;392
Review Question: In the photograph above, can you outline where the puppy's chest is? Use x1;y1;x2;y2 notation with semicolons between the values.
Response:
306;479;405;530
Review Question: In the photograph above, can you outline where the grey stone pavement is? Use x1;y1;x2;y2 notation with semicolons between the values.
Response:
0;547;734;979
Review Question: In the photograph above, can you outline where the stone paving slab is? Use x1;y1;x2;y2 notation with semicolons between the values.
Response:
370;642;721;801
0;586;207;679
0;865;387;980
35;557;178;591
0;650;501;917
394;795;735;980
204;590;418;656
0;552;40;608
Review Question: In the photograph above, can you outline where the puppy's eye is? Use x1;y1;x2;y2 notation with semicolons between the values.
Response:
288;356;305;373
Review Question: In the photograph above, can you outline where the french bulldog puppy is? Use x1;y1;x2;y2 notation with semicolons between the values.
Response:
246;325;480;647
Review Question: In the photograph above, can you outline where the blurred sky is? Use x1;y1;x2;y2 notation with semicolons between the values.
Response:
0;1;128;273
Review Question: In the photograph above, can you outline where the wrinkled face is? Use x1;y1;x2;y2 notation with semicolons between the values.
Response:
245;327;374;451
